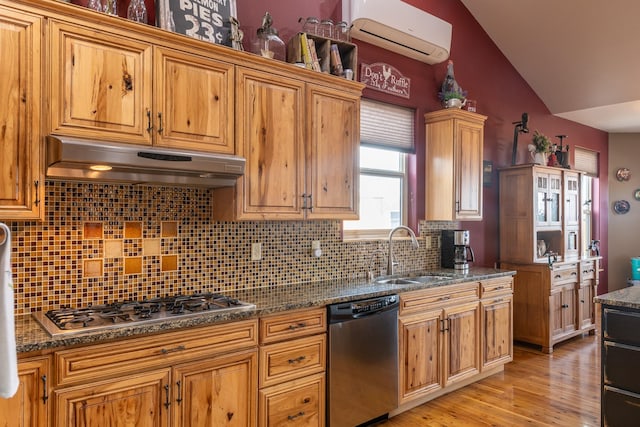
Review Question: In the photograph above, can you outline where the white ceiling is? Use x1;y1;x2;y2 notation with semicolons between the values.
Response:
460;0;640;133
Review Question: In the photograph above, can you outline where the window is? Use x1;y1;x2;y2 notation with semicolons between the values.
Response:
574;147;599;257
343;100;414;240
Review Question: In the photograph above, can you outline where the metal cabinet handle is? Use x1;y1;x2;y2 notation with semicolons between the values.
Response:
157;112;164;134
288;411;305;421
288;356;307;364
554;275;561;279
562;304;569;309
176;380;182;404
307;194;313;212
164;384;171;409
146;110;153;133
288;322;307;330
34;181;40;206
160;345;185;354
41;375;48;403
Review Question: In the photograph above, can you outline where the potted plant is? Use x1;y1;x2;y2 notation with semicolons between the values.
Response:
528;130;552;164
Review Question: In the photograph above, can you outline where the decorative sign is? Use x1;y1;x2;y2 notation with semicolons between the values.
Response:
157;0;237;47
360;62;411;99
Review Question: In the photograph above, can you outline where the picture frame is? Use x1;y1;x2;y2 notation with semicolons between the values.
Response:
157;0;238;47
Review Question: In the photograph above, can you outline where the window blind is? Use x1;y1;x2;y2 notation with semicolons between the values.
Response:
573;147;598;176
360;99;415;153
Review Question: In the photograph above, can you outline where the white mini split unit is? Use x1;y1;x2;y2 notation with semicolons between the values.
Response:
342;0;452;64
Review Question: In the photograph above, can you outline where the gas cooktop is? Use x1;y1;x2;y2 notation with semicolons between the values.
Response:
33;292;255;337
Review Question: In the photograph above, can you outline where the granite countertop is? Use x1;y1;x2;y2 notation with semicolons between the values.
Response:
595;285;640;310
16;267;515;354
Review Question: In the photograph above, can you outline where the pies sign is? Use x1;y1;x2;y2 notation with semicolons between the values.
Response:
360;63;411;99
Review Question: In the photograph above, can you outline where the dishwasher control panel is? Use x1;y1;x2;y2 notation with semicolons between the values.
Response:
328;295;399;323
352;295;397;314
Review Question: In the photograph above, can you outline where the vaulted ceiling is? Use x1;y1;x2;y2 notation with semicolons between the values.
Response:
461;0;640;133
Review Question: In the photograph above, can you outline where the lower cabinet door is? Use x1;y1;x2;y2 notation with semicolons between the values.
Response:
481;295;513;370
603;385;640;427
259;373;325;427
444;301;481;386
172;349;257;427
0;356;49;427
55;369;170;427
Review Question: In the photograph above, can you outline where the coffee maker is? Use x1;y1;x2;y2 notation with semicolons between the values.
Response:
441;230;475;271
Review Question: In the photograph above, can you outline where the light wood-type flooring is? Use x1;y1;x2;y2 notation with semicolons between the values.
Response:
385;334;600;426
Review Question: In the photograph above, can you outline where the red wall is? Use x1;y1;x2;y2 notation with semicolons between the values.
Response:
236;0;610;291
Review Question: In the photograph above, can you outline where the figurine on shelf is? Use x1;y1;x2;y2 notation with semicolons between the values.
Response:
438;60;467;109
229;16;244;51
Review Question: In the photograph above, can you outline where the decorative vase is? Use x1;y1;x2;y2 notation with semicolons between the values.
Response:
533;152;547;165
444;98;465;109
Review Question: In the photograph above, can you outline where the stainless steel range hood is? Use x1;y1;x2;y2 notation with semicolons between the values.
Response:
46;136;245;187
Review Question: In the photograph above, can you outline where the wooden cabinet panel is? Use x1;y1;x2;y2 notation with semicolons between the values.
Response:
259;308;326;345
259;334;325;388
258;373;325;427
0;356;49;427
0;5;43;220
55;369;170;427
578;280;596;329
398;310;443;404
481;295;513;371
154;47;234;154
424;109;486;221
49;20;153;144
306;85;359;219
444;301;480;386
232;67;305;219
172;349;257;427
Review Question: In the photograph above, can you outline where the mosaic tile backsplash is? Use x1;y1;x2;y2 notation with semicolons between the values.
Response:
6;181;455;314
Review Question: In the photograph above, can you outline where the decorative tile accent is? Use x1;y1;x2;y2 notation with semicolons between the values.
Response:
124;257;143;275
124;222;143;239
104;239;123;258
6;181;455;314
161;255;178;272
161;221;178;238
143;239;161;257
83;259;103;278
83;222;103;239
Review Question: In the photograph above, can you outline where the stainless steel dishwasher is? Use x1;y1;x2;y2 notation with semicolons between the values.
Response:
327;294;399;427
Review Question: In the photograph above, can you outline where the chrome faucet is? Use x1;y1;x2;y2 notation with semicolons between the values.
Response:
387;226;419;275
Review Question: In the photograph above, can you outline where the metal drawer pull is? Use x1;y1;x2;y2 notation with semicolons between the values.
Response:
554;275;561;279
164;384;171;409
176;380;182;404
288;322;307;330
571;272;577;276
562;304;569;308
288;355;307;364
41;375;48;403
146;109;153;133
439;296;451;301
288;411;305;421
161;345;186;354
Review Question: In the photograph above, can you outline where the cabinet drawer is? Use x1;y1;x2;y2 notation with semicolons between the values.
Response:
480;277;513;298
603;385;640;426
259;373;325;427
55;319;258;386
400;282;479;316
581;260;596;280
604;342;640;394
259;308;326;344
551;264;578;285
259;334;326;387
604;308;640;346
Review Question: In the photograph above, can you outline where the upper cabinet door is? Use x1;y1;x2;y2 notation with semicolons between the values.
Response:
306;85;359;219
154;47;234;154
0;5;43;220
49;21;153;144
454;119;484;220
234;68;305;219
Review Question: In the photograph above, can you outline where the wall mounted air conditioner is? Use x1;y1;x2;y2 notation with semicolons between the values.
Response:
342;0;452;65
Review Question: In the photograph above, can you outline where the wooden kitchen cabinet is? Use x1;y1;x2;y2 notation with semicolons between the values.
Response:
0;355;50;427
550;282;577;339
578;259;598;330
258;308;326;426
49;21;234;154
424;109;487;221
0;4;44;220
213;68;362;221
398;282;481;405
53;320;258;427
480;277;513;371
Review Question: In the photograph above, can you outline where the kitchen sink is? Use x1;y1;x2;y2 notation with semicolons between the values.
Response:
375;275;454;286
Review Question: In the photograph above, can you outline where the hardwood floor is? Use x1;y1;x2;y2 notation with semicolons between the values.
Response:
385;335;600;426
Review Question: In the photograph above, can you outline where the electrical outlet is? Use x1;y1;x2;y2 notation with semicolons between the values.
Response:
251;242;262;261
424;236;432;249
436;235;441;248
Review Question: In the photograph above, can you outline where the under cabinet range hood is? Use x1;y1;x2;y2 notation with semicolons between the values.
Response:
46;136;245;187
